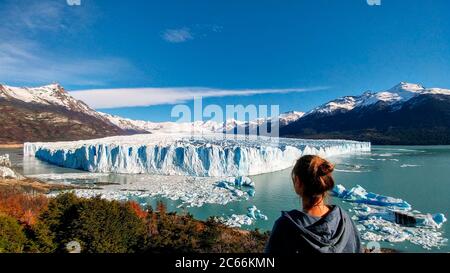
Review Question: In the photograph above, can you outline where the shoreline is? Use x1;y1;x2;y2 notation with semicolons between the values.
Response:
0;144;23;149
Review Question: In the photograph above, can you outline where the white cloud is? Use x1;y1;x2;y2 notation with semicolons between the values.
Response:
0;0;140;87
69;86;328;109
162;27;194;43
0;0;76;34
0;39;140;87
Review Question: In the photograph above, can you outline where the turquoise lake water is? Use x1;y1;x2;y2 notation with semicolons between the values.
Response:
2;146;449;253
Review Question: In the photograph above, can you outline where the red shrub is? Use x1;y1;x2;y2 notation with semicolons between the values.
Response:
0;189;48;226
128;201;148;220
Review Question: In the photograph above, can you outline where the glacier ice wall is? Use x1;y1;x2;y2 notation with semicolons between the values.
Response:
24;134;371;177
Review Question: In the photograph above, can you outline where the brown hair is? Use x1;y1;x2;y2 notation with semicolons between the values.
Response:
291;155;335;210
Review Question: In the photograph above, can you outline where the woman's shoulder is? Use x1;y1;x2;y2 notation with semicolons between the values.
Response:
327;205;354;222
273;210;300;227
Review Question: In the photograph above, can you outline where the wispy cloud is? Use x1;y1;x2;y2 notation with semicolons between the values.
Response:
161;24;223;43
0;0;67;33
0;40;140;87
69;86;328;109
162;27;194;43
0;0;140;87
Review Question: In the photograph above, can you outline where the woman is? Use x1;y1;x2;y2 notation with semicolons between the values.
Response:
265;155;363;254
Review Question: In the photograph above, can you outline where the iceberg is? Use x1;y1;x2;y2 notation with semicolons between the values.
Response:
218;206;268;228
0;154;21;179
234;176;255;188
0;154;11;167
332;184;411;210
218;214;254;228
332;185;448;249
247;205;268;221
0;166;17;179
24;134;371;177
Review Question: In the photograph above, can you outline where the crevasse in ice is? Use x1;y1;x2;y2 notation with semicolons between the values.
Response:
24;134;371;177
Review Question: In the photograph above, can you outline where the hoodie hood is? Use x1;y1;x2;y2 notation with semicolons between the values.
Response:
282;206;353;253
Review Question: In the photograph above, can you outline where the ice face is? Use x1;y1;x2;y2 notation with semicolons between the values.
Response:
333;185;448;249
24;134;371;177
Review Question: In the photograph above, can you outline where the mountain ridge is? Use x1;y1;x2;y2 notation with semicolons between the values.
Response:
0;84;144;144
280;82;450;145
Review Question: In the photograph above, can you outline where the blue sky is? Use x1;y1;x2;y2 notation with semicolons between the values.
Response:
1;0;450;121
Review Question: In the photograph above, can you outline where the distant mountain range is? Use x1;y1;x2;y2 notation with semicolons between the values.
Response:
1;82;450;145
99;111;304;135
280;82;450;145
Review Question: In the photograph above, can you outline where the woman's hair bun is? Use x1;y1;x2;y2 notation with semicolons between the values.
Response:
318;161;335;177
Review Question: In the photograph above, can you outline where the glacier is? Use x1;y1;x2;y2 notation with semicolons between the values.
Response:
24;134;371;177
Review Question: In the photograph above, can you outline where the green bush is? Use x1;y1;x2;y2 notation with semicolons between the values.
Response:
40;193;147;253
23;220;56;253
0;214;26;253
143;207;269;253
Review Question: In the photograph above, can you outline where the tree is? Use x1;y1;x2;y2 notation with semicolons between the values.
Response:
40;193;148;253
0;214;26;253
23;220;56;253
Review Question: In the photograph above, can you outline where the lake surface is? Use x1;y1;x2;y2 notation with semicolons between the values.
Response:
2;146;449;253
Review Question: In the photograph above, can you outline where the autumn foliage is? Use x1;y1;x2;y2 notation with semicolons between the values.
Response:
0;188;269;253
0;189;48;226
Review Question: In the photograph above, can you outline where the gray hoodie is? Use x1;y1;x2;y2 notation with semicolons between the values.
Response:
265;206;363;254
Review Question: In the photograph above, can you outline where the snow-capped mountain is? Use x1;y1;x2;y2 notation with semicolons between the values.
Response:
99;111;304;135
0;84;141;143
281;82;450;145
99;112;232;134
306;82;450;116
0;83;110;119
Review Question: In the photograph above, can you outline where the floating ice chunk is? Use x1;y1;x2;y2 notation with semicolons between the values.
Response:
47;175;251;208
400;164;421;168
0;155;21;179
219;214;254;228
332;185;411;210
359;217;447;249
216;176;256;198
216;179;254;198
333;184;448;249
235;176;255;188
219;206;268;228
24;134;371;177
433;214;447;227
332;185;347;198
247;206;268;221
247;189;256;197
0;166;17;179
217;181;235;191
0;154;11;167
